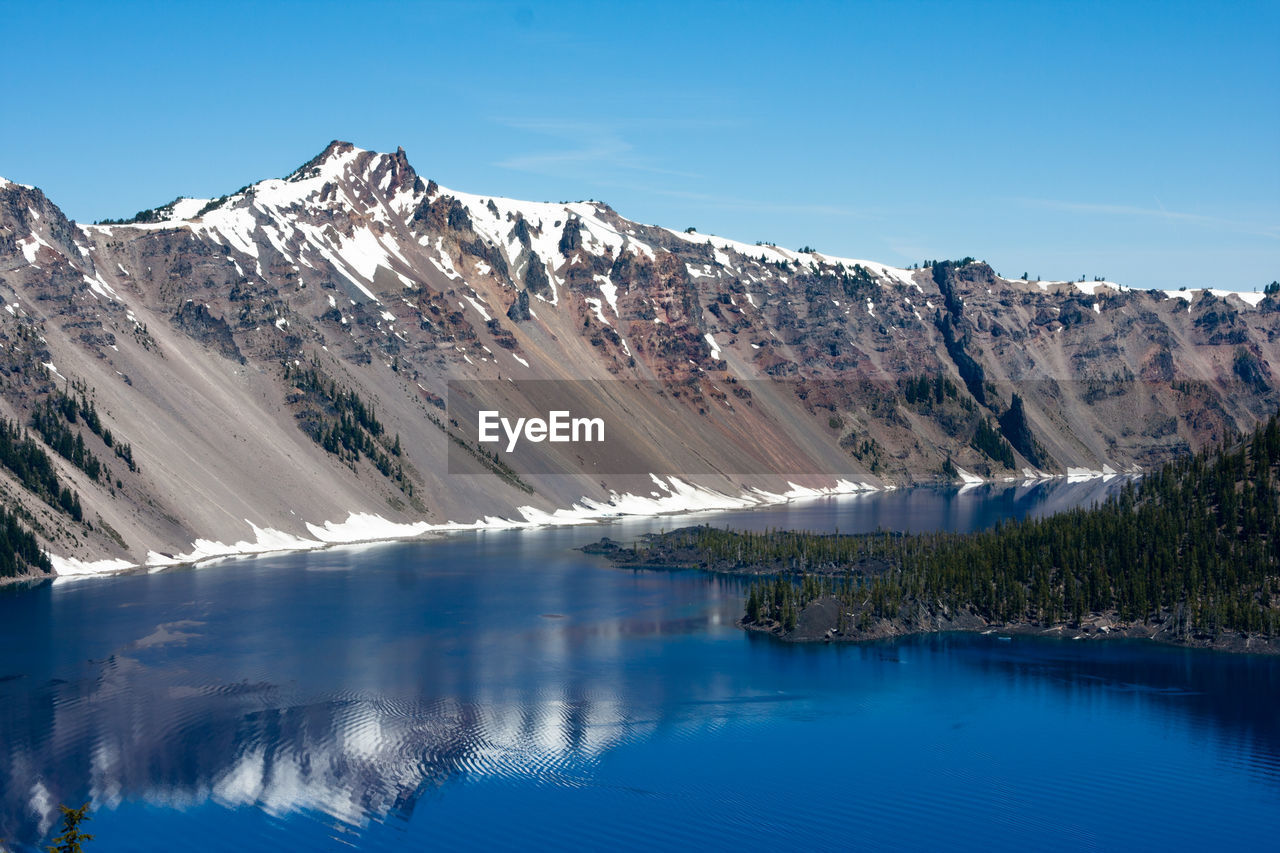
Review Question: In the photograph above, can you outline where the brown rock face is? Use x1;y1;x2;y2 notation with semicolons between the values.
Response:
0;142;1277;567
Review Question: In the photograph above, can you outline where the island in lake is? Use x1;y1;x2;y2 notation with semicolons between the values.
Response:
586;414;1280;656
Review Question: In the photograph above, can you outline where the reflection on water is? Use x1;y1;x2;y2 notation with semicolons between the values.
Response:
0;535;745;846
1;479;1276;851
919;634;1280;786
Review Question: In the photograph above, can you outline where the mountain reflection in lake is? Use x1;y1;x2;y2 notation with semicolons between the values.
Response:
2;477;1276;851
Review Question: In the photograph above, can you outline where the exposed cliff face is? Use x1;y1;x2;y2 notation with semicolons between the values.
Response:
0;144;1276;571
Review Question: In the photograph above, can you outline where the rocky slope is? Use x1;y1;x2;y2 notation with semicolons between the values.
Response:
0;141;1277;573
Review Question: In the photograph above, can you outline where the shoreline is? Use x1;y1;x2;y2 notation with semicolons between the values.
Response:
583;529;1279;657
739;608;1280;656
40;476;879;583
35;467;1133;585
591;552;1280;657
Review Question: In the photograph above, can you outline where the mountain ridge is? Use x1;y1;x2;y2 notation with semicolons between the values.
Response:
0;140;1277;577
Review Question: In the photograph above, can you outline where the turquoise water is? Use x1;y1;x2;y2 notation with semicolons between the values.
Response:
1;479;1276;851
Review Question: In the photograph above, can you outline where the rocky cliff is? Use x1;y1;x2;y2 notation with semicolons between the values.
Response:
0;142;1276;573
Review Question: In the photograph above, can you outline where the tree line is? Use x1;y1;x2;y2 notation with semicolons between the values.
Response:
704;413;1280;638
284;359;412;495
0;418;82;524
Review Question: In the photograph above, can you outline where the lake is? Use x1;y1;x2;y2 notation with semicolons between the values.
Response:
1;478;1277;851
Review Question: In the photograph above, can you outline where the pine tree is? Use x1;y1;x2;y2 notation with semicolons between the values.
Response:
47;803;93;853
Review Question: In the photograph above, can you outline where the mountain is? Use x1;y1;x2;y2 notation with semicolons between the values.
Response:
0;141;1277;576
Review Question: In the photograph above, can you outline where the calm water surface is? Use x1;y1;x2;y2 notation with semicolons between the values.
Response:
1;479;1277;851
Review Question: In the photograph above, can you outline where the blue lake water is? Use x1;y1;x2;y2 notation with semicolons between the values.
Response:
1;478;1277;851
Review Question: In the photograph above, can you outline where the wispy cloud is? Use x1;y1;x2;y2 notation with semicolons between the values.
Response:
491;118;709;180
615;182;864;219
497;144;702;180
489;116;876;222
1015;197;1279;240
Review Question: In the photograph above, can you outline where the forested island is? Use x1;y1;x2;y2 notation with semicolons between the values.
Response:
586;415;1280;654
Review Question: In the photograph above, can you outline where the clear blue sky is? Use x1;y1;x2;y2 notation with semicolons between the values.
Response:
3;0;1276;290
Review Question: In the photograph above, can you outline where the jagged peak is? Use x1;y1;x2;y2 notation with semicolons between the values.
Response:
284;140;361;183
275;140;421;203
88;140;404;228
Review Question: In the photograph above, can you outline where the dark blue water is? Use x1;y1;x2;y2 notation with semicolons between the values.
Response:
2;478;1277;851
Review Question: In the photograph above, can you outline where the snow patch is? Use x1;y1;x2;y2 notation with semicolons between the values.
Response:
462;294;492;322
585;297;610;327
47;554;134;577
306;513;432;543
594;275;619;315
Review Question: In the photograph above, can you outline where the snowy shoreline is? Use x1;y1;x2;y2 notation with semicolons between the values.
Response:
954;463;1140;491
45;465;1138;583
46;475;878;582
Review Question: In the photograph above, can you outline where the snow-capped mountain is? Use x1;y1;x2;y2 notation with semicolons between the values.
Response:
0;141;1276;574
